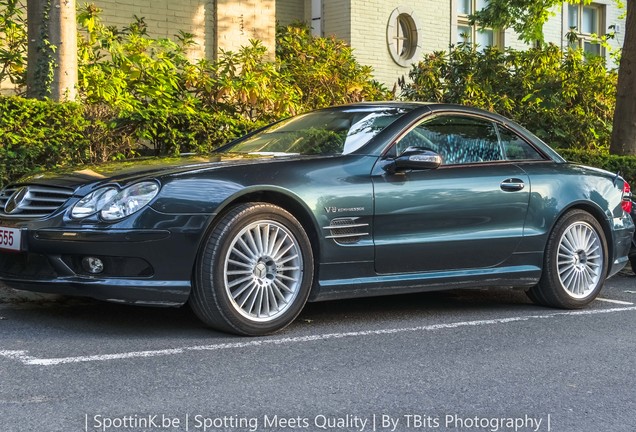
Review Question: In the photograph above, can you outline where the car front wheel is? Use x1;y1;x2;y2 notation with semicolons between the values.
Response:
190;203;314;335
527;209;608;309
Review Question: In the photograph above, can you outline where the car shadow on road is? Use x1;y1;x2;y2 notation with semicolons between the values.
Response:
1;286;537;340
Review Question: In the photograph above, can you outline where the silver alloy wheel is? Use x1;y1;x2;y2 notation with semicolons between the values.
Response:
223;220;303;322
557;221;603;299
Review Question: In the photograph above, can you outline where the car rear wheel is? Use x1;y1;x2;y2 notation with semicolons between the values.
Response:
190;203;314;335
527;209;608;309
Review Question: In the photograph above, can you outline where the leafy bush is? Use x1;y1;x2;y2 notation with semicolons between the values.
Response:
77;8;199;113
0;96;90;185
76;8;389;120
0;95;264;187
557;148;636;187
119;108;266;156
401;44;617;150
276;23;391;109
0;0;26;87
0;0;27;85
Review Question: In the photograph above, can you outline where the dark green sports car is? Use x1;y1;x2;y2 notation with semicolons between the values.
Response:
0;102;633;335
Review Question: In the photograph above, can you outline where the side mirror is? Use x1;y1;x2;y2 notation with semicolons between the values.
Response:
383;147;442;174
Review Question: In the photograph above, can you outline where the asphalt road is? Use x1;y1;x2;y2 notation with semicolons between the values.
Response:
1;273;635;432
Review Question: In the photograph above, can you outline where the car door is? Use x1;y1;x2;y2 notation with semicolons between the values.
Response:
372;114;532;274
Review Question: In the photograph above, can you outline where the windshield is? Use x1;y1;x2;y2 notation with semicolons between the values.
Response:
222;107;409;156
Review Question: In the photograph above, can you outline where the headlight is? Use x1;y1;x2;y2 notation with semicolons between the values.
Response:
100;181;160;221
71;187;118;219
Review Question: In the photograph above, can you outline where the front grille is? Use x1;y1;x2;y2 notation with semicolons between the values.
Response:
0;184;74;219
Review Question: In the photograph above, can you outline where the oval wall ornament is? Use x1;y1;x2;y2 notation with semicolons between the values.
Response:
386;6;423;67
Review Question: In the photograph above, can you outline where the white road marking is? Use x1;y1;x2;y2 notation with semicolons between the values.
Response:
596;297;634;305
1;306;636;367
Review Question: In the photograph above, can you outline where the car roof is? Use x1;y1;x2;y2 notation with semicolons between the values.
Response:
331;101;504;117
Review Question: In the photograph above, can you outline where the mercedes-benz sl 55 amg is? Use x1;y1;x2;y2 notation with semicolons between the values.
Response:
0;103;633;335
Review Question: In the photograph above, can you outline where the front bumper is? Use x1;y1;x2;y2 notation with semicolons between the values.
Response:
0;213;210;306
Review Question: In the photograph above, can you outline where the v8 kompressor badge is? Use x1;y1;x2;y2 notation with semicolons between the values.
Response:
324;206;365;214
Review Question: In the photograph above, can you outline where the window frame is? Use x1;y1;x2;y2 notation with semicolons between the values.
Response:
567;2;605;57
456;0;502;50
310;0;322;37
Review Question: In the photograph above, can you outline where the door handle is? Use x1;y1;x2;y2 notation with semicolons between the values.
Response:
500;178;525;192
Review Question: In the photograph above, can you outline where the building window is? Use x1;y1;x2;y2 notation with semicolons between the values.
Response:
311;0;322;37
387;6;422;67
568;2;604;56
457;0;500;50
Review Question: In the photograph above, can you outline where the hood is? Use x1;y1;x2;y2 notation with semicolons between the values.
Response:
13;153;300;191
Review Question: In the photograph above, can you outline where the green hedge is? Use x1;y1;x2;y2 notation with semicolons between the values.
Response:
401;44;617;150
557;148;636;187
0;96;263;187
0;97;90;186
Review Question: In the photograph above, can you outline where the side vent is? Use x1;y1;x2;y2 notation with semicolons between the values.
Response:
323;217;369;245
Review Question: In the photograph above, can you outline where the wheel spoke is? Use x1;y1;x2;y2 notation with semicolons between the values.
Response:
278;273;299;283
562;233;577;253
270;235;286;259
262;226;271;258
232;280;254;299
246;285;261;315
228;258;253;269
237;237;257;257
266;286;279;313
238;283;259;309
227;274;252;288
278;266;300;272
274;278;294;294
254;225;265;255
245;229;260;256
274;243;294;261
260;284;270;317
277;253;299;266
271;283;287;303
229;247;253;266
267;226;280;256
226;269;253;276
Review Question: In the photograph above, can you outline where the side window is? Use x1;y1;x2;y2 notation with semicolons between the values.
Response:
394;124;439;156
498;127;544;161
396;115;503;165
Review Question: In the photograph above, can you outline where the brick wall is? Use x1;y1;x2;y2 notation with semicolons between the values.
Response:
323;0;351;41
93;0;276;60
216;0;275;57
276;0;305;25
341;0;450;88
93;0;212;61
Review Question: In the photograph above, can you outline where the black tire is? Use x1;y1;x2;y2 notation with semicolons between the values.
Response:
631;257;636;275
527;209;608;309
190;202;314;336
